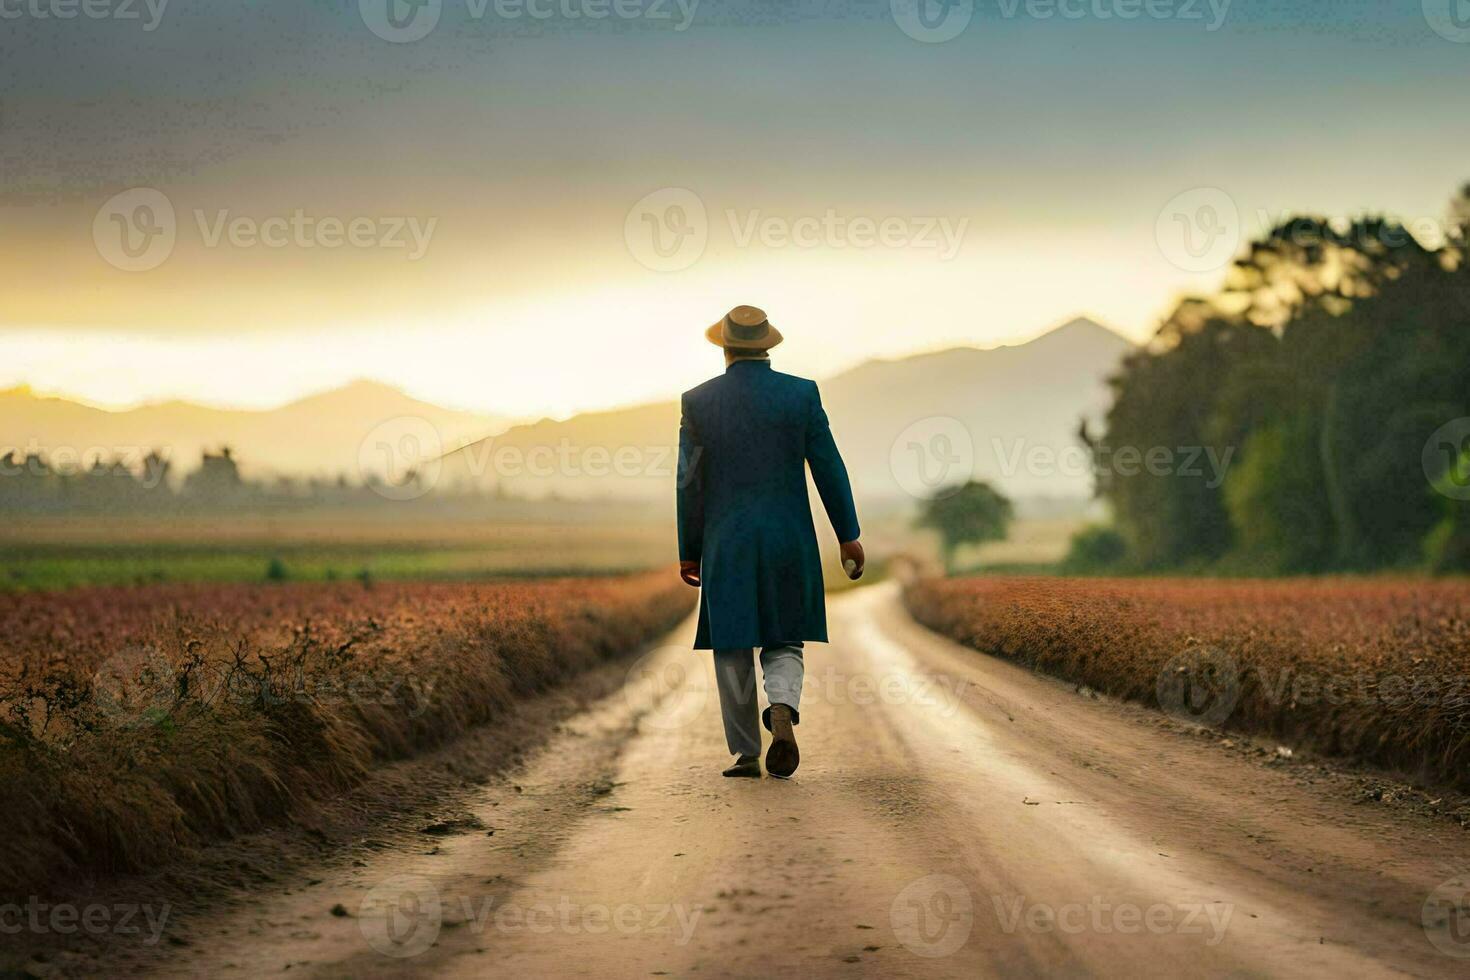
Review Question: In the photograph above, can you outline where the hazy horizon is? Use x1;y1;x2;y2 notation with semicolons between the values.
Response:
3;311;1126;417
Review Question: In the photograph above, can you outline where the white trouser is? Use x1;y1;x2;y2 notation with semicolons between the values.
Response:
712;643;803;758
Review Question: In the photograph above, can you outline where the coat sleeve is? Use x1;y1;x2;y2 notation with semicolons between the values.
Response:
676;393;705;562
804;382;861;543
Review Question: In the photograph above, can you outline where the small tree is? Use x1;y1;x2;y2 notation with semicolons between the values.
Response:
915;481;1014;574
1061;524;1129;574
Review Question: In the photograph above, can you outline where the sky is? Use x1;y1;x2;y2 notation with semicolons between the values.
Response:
2;0;1468;417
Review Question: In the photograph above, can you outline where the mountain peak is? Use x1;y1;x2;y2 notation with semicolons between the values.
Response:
299;378;407;399
279;378;427;413
338;378;407;395
1034;316;1131;347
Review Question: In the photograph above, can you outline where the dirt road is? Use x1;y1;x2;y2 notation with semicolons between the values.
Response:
148;583;1468;978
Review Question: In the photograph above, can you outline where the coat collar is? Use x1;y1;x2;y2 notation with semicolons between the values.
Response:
725;359;772;373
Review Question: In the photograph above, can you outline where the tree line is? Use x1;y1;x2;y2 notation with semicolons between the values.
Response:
1075;183;1470;575
0;447;414;513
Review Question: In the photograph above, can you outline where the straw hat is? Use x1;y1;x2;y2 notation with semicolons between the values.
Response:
705;305;784;350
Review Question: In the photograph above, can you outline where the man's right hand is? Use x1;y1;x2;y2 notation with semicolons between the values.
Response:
679;561;701;588
840;540;865;580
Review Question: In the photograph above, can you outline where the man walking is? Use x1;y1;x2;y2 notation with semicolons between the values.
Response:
676;305;864;779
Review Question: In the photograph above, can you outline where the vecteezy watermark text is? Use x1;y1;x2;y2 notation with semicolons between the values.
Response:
93;188;437;272
888;875;1234;958
996;0;1230;30
0;898;171;945
194;210;435;259
456;438;690;481
358;0;699;43
624;188;969;272
992;894;1233;945
993;439;1234;488
891;0;1230;43
357;874;700;959
726;209;968;260
0;0;169;30
1158;188;1468;273
1;441;172;488
356;414;702;501
91;644;441;726
886;419;1235;501
1156;645;1470;728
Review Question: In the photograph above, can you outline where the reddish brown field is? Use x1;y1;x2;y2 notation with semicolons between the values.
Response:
0;572;693;899
904;575;1470;789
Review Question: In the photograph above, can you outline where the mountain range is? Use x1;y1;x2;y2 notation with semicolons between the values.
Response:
0;380;508;480
438;317;1133;503
2;317;1133;501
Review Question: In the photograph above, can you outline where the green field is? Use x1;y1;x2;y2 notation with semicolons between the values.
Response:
0;510;1080;591
0;515;673;591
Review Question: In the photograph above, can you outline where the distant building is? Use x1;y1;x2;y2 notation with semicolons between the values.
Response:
181;446;246;501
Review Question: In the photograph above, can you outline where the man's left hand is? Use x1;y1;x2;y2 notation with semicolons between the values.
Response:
679;561;701;587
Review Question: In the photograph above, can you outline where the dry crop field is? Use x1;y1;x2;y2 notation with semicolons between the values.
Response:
904;575;1470;789
0;571;693;899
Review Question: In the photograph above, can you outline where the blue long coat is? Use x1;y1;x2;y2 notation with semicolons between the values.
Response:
677;360;860;650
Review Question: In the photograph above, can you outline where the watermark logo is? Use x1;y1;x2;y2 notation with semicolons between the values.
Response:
1424;875;1470;958
359;874;443;958
891;0;973;43
1156;646;1240;727
94;187;176;272
1424;0;1470;43
1424;418;1470;501
625;187;708;272
358;416;445;501
890;417;974;499
90;644;177;727
1156;187;1240;273
360;0;443;42
623;186;708;271
1422;875;1470;957
624;646;709;731
891;874;974;957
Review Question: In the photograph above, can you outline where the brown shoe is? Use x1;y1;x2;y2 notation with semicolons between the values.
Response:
722;755;761;778
765;704;800;779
